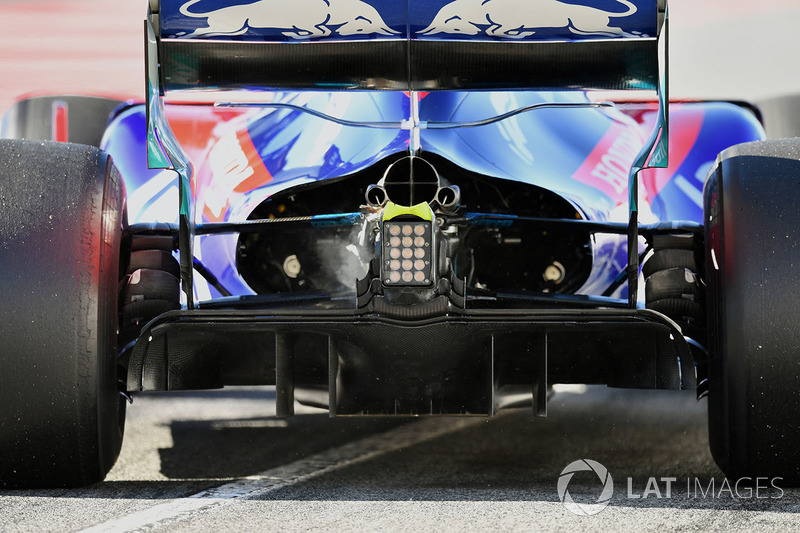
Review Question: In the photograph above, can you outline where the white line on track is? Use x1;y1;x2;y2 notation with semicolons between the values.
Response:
79;416;493;533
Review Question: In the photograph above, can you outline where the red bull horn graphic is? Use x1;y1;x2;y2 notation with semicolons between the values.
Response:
174;0;401;39
160;0;656;42
418;0;646;39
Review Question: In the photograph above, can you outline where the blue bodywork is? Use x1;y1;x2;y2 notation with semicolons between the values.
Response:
102;90;764;301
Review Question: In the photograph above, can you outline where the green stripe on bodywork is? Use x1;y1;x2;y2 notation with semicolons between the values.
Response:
145;14;196;308
628;6;669;212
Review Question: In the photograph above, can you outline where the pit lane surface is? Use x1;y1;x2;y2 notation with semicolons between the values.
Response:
1;387;798;532
2;0;800;531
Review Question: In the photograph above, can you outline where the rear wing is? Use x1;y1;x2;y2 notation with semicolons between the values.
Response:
144;0;668;310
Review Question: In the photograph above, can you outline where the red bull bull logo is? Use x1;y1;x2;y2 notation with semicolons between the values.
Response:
418;0;646;39
176;0;400;39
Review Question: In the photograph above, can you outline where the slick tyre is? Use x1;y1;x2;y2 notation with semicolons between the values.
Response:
0;140;125;488
704;138;800;483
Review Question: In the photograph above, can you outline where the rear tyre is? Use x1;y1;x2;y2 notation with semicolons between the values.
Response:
705;139;800;483
0;139;125;487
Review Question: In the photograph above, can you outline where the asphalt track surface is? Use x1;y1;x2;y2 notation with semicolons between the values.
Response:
2;0;800;531
1;386;799;531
